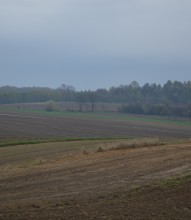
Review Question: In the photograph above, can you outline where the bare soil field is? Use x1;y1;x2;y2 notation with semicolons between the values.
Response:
1;106;191;219
0;108;191;140
0;141;191;219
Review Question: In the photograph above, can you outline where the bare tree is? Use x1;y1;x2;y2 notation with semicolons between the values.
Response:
59;84;76;101
76;92;86;112
88;91;97;112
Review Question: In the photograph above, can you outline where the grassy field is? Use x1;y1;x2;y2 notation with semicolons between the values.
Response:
2;105;191;126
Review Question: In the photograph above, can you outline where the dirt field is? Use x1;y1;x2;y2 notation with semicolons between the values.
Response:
0;108;191;140
0;141;191;219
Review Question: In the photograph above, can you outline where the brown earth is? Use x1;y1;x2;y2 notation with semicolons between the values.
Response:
0;142;191;219
0;110;191;140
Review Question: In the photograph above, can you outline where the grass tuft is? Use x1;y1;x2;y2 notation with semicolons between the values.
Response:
156;174;191;189
96;147;104;153
32;157;46;166
81;149;89;155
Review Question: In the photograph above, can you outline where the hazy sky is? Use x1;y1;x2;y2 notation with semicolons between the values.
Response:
0;0;191;90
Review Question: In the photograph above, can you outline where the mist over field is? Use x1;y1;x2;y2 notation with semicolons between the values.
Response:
0;0;191;90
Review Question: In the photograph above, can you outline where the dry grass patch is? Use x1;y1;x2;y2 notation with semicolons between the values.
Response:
95;137;162;152
32;156;46;166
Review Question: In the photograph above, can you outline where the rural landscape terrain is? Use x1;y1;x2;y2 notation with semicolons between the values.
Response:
0;104;191;219
1;0;191;218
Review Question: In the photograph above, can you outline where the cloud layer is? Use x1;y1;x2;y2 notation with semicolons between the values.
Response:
0;0;191;89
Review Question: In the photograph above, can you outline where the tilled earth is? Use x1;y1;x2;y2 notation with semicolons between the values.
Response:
0;111;191;139
0;142;191;219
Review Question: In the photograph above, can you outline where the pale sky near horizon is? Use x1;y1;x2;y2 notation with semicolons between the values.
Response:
0;0;191;90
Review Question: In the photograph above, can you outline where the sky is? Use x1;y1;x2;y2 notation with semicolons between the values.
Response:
0;0;191;90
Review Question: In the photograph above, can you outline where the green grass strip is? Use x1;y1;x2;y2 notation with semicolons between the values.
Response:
0;137;135;148
1;107;191;127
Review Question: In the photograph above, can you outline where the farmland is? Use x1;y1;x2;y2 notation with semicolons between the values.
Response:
0;105;191;219
0;140;191;219
0;106;191;142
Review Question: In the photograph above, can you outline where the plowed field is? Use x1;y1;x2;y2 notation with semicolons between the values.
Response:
0;141;191;219
0;110;191;140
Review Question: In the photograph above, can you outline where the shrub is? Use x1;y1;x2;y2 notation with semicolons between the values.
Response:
45;100;56;112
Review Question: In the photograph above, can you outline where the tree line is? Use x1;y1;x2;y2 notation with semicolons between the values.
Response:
1;80;191;117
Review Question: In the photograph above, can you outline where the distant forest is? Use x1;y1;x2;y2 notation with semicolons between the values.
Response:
1;80;191;117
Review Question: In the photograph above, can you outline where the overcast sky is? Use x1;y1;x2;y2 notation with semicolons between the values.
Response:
0;0;191;90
